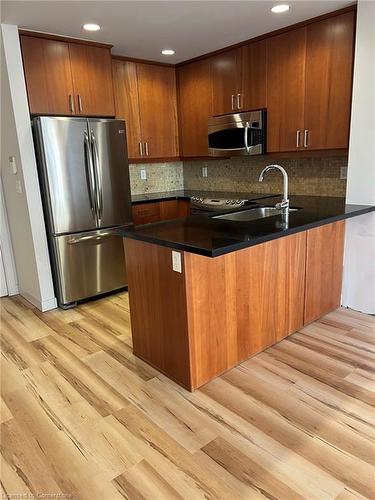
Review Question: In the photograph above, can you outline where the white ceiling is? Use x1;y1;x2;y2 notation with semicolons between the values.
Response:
1;0;354;63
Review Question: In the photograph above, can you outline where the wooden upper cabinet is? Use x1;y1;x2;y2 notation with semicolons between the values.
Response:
266;27;306;153
211;48;242;115
137;63;179;158
69;44;115;117
178;60;212;157
304;12;355;150
112;60;142;158
241;40;267;111
20;35;74;115
20;34;114;117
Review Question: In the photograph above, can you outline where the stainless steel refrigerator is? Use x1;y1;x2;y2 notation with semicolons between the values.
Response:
32;116;132;308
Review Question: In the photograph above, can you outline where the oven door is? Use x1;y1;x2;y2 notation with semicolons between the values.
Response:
208;110;265;156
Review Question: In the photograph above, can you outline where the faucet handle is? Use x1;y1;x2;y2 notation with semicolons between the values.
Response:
275;199;290;211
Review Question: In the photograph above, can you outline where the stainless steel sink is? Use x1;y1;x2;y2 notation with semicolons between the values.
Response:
213;206;300;222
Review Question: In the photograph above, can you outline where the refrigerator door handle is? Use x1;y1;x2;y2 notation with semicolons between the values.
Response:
83;131;97;223
90;131;103;222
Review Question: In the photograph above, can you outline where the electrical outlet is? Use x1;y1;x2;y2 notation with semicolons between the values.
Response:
172;251;182;273
202;166;208;177
140;169;147;180
340;166;347;180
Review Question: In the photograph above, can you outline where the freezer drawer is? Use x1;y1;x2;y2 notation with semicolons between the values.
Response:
51;227;128;306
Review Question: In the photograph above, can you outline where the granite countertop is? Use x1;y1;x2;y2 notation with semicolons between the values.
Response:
122;195;375;257
131;189;279;204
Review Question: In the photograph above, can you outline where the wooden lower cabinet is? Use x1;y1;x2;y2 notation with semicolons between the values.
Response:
132;200;190;225
304;220;345;324
125;221;345;390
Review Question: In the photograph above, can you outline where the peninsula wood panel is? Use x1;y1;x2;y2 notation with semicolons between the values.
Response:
241;39;267;111
178;60;212;156
137;64;179;158
124;239;191;387
112;60;142;158
304;220;345;324
266;27;306;152
184;232;306;389
69;44;115;117
20;36;74;115
210;48;242;115
304;12;355;150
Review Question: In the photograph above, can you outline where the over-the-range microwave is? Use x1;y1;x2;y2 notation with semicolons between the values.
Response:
208;109;266;156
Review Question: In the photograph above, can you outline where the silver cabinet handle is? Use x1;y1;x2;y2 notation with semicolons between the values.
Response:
139;142;144;156
231;94;235;111
304;129;309;148
296;130;301;148
77;94;83;113
237;93;242;109
90;131;103;221
144;142;149;156
69;94;75;113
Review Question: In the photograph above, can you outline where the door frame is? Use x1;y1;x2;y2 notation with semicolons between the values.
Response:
0;178;19;296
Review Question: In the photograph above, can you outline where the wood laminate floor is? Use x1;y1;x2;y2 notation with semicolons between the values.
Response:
1;293;374;500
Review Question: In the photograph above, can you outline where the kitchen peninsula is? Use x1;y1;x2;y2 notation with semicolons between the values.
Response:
122;196;374;390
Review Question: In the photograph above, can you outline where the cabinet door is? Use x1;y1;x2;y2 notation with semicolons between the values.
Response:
304;12;355;150
137;64;179;158
69;44;115;117
132;202;161;225
266;28;306;152
178;60;212;157
20;36;74;115
211;48;242;115
241;40;267;111
112;60;142;159
304;221;345;324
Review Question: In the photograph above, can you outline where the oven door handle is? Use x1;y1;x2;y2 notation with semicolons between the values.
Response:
244;121;250;153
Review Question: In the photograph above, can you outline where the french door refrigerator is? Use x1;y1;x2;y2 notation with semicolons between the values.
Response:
32;116;132;308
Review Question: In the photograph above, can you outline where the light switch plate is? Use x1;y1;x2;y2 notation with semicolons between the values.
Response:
202;166;208;177
140;169;147;180
172;251;182;273
9;156;17;174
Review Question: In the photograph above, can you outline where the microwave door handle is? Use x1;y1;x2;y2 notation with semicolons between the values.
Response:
90;131;103;222
84;131;97;223
244;122;250;153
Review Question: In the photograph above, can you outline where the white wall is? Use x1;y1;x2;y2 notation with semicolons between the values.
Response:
1;24;57;311
342;0;375;314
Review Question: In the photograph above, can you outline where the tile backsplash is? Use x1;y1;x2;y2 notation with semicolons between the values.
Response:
129;162;184;195
183;155;348;197
129;155;348;197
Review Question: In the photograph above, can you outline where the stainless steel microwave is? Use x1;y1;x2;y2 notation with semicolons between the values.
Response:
208;109;266;156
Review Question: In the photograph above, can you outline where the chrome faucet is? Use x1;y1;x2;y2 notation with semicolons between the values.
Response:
258;164;290;211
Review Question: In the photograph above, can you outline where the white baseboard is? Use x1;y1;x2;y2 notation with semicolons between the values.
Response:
21;291;57;311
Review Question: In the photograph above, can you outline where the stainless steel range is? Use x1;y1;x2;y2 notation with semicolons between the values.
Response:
190;196;249;214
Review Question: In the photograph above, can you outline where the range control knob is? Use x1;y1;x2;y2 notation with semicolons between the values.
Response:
226;200;231;204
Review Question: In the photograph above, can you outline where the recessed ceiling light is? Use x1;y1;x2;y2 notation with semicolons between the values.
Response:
161;49;175;56
271;4;290;13
83;23;101;31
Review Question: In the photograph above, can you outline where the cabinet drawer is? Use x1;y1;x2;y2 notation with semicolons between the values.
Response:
132;202;161;225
